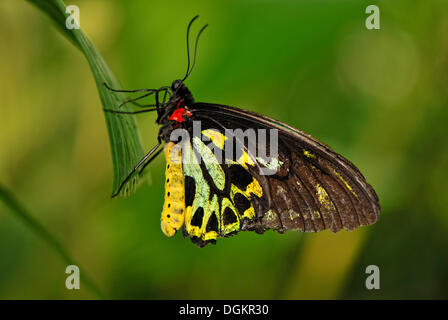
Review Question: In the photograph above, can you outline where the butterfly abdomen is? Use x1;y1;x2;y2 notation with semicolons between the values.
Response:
161;142;185;237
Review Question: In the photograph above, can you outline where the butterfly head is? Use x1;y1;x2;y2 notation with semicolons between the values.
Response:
171;79;183;91
171;79;194;104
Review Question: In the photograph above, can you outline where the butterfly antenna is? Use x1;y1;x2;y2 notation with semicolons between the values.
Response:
182;15;200;81
184;23;208;81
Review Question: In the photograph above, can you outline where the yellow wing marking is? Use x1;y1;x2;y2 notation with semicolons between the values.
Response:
202;195;220;241
333;169;358;199
303;149;316;159
316;183;336;213
236;150;255;169
230;185;256;219
202;129;226;149
246;177;263;198
221;197;240;235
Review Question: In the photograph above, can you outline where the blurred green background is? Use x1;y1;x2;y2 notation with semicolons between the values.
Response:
1;0;448;299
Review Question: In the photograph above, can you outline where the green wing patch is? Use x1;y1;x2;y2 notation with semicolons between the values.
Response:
182;130;264;247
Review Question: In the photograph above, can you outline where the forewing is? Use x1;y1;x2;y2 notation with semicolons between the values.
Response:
190;102;380;234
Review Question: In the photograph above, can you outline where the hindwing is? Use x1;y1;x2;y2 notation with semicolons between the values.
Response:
181;131;265;247
189;103;380;239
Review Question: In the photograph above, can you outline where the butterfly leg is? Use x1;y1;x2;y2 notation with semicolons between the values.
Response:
111;140;162;197
103;82;156;93
104;108;158;115
119;86;171;108
104;83;172;108
115;91;158;108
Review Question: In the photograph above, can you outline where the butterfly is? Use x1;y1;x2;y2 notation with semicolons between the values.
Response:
105;16;380;247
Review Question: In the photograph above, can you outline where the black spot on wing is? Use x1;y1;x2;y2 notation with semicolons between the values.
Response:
191;207;204;227
228;165;253;190
233;193;251;216
223;207;238;225
206;212;219;233
184;176;196;207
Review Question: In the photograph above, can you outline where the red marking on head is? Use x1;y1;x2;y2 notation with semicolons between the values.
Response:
169;108;192;123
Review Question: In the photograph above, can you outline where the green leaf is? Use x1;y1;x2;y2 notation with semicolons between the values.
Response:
0;184;105;298
27;0;144;196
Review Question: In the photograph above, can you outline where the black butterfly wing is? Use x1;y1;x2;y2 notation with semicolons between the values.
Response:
190;102;380;234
